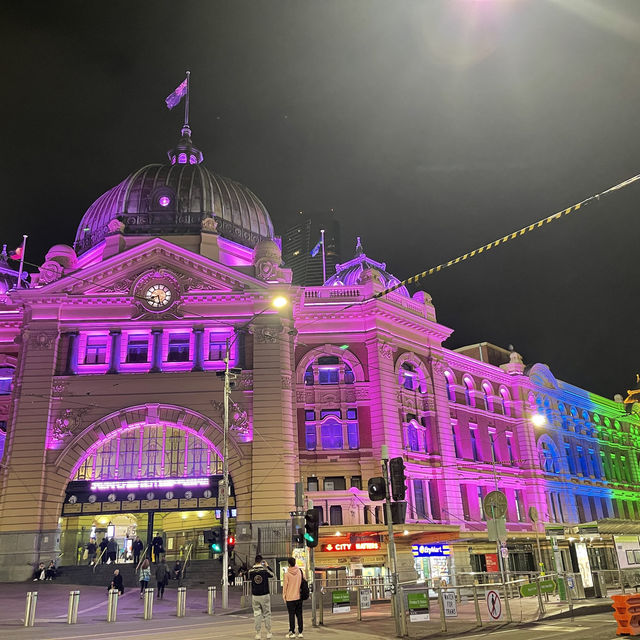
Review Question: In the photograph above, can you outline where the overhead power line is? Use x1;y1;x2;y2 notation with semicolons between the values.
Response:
371;171;640;301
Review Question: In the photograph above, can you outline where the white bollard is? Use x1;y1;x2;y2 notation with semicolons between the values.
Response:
177;586;187;617
107;588;118;622
207;586;215;615
24;591;37;627
67;590;80;624
143;587;154;620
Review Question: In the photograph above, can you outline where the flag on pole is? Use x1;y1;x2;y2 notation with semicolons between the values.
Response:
310;238;323;257
7;246;23;261
165;77;188;110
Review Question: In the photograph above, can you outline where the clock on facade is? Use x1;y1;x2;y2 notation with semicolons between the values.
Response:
145;284;172;309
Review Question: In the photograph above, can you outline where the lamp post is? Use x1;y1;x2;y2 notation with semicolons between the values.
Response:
220;295;288;609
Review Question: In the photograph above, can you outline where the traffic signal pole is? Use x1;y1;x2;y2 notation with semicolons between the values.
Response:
381;445;402;638
221;336;231;610
309;499;318;628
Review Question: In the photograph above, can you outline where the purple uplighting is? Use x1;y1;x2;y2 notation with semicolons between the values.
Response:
159;195;171;207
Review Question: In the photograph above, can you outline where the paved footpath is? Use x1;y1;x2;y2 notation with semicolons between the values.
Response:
0;582;619;640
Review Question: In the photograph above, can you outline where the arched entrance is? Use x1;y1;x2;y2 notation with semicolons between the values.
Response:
57;405;242;567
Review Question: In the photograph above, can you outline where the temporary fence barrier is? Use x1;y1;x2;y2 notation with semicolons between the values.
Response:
612;594;640;636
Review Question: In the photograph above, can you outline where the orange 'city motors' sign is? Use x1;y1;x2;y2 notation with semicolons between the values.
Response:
321;541;381;552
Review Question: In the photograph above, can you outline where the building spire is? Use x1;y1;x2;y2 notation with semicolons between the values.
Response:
355;236;364;256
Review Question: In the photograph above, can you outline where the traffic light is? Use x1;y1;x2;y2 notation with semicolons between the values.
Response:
208;528;223;553
367;477;387;501
292;515;305;548
227;535;236;553
304;507;321;548
389;457;407;501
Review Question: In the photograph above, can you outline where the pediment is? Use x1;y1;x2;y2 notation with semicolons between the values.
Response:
35;239;265;298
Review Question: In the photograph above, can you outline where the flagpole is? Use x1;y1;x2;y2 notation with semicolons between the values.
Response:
16;235;27;289
320;228;326;283
184;71;191;129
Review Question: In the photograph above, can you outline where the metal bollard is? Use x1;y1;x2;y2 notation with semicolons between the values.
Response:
472;583;482;627
24;591;37;627
318;589;324;625
67;590;80;624
176;586;187;617
536;578;545;617
207;586;215;615
143;587;154;620
107;588;118;622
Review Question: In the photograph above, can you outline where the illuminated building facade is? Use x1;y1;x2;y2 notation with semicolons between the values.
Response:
0;123;638;584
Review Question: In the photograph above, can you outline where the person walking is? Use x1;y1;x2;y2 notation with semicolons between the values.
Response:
108;568;124;595
155;558;169;599
139;558;151;598
87;539;97;565
132;536;144;566
248;554;274;640
151;533;164;563
107;537;118;564
282;557;304;639
99;537;108;563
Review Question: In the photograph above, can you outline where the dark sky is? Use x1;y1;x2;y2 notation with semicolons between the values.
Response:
2;0;639;400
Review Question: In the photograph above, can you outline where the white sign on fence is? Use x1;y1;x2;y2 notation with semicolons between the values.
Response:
486;590;503;621
442;591;458;617
360;589;371;610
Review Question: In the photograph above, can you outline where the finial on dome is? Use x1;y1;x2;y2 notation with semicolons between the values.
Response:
0;245;7;262
355;236;364;256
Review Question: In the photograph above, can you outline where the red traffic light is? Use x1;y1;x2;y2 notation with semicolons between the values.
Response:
227;535;236;552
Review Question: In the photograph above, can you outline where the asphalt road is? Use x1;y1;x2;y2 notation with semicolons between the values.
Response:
1;611;620;640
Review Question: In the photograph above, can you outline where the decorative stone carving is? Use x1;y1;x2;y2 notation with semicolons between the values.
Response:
29;331;57;351
320;393;338;403
51;408;89;441
355;387;369;400
296;391;305;403
210;400;250;435
201;216;218;233
103;277;134;293
51;379;68;396
281;375;292;389
345;389;356;403
378;342;394;359
254;326;281;344
107;218;125;234
38;260;64;285
238;373;253;390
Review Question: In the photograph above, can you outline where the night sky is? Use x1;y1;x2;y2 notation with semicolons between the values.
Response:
2;0;639;400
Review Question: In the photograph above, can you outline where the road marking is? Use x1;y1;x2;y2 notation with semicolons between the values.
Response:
54;589;136;617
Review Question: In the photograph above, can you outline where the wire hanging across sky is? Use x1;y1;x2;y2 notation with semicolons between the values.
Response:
370;171;640;301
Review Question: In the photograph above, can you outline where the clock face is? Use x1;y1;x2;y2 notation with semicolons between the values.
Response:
145;284;172;309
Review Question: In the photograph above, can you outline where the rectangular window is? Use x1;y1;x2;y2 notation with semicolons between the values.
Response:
470;429;481;461
318;367;339;384
305;424;317;451
329;505;343;525
590;450;601;479
347;422;359;449
429;480;441;520
460;485;470;521
577;447;589;477
320;419;343;449
556;493;565;522
167;333;190;362
413;478;427;520
304;410;315;421
346;408;357;420
506;437;514;465
611;454;620;481
320;409;341;418
307;477;319;492
600;451;609;479
601;497;610;519
323;476;346;491
548;493;558;522
85;336;108;364
514;490;524;522
588;495;597;520
451;424;461;458
477;486;485;520
565;443;576;475
126;336;149;363
208;338;225;361
350;476;362;490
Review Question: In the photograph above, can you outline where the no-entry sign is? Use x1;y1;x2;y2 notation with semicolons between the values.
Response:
486;590;503;620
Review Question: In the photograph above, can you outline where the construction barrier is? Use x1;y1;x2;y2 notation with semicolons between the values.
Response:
612;594;640;636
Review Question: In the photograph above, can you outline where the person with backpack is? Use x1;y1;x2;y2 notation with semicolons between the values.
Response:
248;554;274;640
282;557;306;639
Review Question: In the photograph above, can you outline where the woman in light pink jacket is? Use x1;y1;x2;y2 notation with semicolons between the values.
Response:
282;557;304;638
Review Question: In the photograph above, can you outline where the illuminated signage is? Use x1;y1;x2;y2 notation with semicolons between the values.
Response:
321;542;381;552
411;544;450;558
90;478;210;491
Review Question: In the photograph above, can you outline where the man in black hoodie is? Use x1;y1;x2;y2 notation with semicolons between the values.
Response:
248;554;274;640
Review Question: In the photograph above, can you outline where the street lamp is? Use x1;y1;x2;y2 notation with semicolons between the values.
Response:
220;295;289;609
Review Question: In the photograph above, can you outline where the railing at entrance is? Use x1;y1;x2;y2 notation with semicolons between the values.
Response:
179;543;193;587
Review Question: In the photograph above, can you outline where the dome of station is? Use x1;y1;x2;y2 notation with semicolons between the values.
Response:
324;237;410;297
74;126;274;255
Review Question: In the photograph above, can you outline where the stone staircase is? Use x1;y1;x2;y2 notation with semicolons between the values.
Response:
52;559;225;590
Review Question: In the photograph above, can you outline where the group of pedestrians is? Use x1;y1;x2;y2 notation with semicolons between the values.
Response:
32;561;57;582
250;555;306;640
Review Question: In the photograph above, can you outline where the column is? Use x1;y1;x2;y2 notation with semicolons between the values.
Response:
64;331;79;375
192;327;204;372
107;329;121;374
150;329;163;373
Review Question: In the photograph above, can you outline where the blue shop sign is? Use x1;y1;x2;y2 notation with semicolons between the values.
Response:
412;544;451;558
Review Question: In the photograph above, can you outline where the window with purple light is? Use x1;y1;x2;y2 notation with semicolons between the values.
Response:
208;338;225;361
85;336;108;365
158;195;171;208
305;424;317;451
444;372;456;402
320;409;341;418
344;363;355;384
347;422;359;449
167;333;190;362
0;366;14;395
126;336;149;363
189;155;197;164
178;152;187;164
407;422;420;452
400;362;416;391
304;365;314;386
320;417;343;449
463;377;475;407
